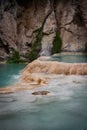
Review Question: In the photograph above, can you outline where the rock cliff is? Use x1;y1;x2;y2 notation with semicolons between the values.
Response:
0;0;87;61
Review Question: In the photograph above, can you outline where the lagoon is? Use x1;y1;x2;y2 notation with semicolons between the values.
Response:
0;55;87;130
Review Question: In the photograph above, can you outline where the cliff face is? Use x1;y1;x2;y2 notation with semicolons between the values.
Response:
0;0;87;61
55;0;87;52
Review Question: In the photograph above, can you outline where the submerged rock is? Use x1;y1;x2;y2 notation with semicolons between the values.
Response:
32;91;50;95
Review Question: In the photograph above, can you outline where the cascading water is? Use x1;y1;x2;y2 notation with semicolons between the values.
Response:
40;43;52;56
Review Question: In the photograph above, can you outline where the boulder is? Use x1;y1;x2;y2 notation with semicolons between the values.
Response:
32;91;50;95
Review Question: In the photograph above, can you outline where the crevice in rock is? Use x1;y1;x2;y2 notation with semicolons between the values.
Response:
0;38;10;54
73;4;85;27
28;9;53;61
53;0;60;32
60;26;79;37
16;0;32;7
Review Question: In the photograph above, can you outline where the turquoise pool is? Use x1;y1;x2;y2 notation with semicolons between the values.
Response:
51;54;87;63
0;64;26;87
0;55;87;130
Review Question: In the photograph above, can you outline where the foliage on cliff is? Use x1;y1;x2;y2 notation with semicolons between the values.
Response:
7;51;26;63
52;32;62;54
28;11;52;62
28;27;43;62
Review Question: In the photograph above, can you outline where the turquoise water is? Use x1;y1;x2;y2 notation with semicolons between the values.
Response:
51;55;87;63
0;64;26;87
0;55;87;130
0;75;87;130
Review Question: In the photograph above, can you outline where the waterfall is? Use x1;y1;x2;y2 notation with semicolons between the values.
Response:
40;41;53;56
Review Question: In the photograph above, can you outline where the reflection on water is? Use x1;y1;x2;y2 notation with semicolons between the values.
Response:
0;74;87;130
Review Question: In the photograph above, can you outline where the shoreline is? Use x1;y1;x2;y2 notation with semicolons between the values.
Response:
0;62;28;64
0;52;87;64
52;52;87;56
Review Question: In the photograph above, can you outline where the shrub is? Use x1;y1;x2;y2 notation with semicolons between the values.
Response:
28;51;38;62
29;27;43;62
7;51;26;63
52;32;62;54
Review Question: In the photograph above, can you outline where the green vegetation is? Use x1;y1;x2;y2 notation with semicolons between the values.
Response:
29;11;52;62
85;43;87;52
28;27;43;62
28;51;39;62
7;51;26;63
52;31;62;54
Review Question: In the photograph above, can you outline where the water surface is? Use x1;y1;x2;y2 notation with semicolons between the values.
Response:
0;55;87;130
51;54;87;63
0;64;26;87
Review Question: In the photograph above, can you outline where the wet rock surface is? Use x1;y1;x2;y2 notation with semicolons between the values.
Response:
32;91;50;95
22;59;87;76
